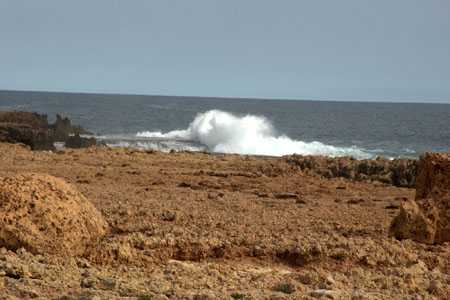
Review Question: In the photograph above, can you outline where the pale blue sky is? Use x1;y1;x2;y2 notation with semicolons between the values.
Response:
1;0;449;103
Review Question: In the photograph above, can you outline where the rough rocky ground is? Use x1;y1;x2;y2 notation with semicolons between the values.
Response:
0;143;449;299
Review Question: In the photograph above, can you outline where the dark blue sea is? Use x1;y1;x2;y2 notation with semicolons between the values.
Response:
1;90;449;159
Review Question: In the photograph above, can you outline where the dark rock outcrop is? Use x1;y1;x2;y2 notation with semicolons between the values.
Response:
66;133;97;149
0;111;95;150
0;123;56;150
285;155;417;188
390;153;450;244
0;112;56;150
52;114;92;141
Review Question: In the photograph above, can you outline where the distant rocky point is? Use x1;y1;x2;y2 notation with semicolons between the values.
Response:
0;111;96;150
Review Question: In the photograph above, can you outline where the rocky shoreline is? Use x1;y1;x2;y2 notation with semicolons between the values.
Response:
285;155;417;188
0;111;449;299
0;110;420;189
0;141;449;299
0;111;96;150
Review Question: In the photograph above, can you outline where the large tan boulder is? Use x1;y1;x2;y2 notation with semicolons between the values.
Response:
0;173;108;256
390;153;450;244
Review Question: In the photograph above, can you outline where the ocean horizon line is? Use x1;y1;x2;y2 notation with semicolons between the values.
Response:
1;88;449;105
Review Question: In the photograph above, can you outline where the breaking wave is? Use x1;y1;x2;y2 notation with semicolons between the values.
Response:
136;110;372;158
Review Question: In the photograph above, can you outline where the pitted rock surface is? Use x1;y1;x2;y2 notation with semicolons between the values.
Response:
390;153;450;244
0;173;108;256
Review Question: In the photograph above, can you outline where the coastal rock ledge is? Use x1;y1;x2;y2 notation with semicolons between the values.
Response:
390;153;450;244
0;111;95;150
0;173;108;256
285;155;417;188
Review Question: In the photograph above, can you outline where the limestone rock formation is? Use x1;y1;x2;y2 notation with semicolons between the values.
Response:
65;133;97;148
0;111;95;150
0;111;55;150
52;114;92;141
285;155;417;187
0;173;108;256
390;153;450;244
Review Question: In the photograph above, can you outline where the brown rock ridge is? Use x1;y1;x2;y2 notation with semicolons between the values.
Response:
285;154;417;187
390;153;450;244
0;173;108;256
0;111;95;150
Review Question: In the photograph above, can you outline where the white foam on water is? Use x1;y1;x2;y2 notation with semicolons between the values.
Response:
136;110;372;158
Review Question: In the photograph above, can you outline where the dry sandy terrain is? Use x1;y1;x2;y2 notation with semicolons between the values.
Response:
0;143;449;300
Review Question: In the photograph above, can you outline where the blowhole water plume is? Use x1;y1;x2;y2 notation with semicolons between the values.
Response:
137;110;372;158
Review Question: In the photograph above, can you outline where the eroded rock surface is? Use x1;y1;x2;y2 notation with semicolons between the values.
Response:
285;154;417;187
0;173;108;256
0;111;94;150
390;153;450;244
1;144;449;299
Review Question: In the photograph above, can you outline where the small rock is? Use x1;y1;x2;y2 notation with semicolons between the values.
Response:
18;264;32;278
16;247;28;256
76;259;91;269
385;203;400;209
230;292;245;299
310;289;338;299
2;262;20;279
296;273;314;285
251;246;265;257
153;296;170;300
273;282;296;294
274;192;299;200
351;289;367;300
318;275;336;289
178;182;191;188
296;198;307;204
326;275;336;286
193;294;212;300
80;277;97;288
26;289;40;298
427;279;443;295
347;198;365;204
161;210;177;222
99;277;116;290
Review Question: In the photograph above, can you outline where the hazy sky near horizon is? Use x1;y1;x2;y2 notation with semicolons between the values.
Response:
1;1;450;103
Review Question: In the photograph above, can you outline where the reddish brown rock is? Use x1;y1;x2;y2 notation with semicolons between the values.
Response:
2;143;450;299
390;153;450;244
0;173;108;256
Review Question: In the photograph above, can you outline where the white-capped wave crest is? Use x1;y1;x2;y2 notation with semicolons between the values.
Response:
136;110;371;158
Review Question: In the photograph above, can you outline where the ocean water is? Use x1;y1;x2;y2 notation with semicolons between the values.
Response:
1;90;450;159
